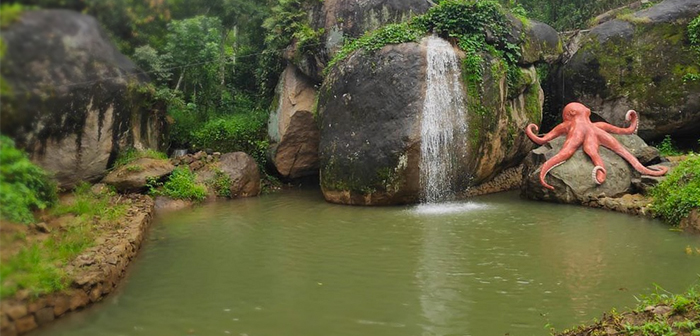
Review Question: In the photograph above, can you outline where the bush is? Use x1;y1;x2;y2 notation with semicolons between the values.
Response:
651;154;700;225
190;110;269;165
657;135;683;157
158;166;207;201
0;135;57;224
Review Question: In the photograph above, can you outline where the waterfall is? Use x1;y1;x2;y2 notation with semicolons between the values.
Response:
420;36;468;203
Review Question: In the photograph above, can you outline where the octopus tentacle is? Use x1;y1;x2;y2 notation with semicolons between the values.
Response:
539;136;583;190
583;136;607;184
526;122;569;145
593;110;638;134
598;132;668;176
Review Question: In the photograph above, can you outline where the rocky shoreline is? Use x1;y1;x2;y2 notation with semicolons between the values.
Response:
0;195;155;336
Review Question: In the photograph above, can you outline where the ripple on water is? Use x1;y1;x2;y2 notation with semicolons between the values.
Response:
411;201;490;215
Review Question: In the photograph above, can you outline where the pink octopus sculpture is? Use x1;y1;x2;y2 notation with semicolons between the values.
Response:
525;102;668;190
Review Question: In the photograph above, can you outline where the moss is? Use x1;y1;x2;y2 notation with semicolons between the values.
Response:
524;85;542;124
0;3;26;29
585;22;700;108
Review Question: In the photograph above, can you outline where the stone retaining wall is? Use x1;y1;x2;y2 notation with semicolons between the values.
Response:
0;195;155;335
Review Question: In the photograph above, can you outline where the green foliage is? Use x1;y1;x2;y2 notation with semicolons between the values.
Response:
0;136;57;224
651;154;700;225
0;244;67;299
113;148;168;168
2;183;128;298
207;170;232;198
259;0;319;95
52;182;127;222
685;15;700;82
657;135;683;157
327;0;522;84
158;167;207;201
0;3;26;28
189;110;269;165
326;22;425;73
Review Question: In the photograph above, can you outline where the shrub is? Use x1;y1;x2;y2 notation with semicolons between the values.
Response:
657;135;682;157
207;170;232;198
158;166;207;201
190;110;269;165
0;135;57;224
651;154;700;225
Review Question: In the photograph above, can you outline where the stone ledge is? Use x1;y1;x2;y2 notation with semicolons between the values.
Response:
0;195;155;336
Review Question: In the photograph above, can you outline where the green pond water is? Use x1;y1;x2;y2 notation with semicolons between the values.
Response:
36;189;700;336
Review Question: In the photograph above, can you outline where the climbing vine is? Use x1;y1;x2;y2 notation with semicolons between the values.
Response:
326;0;523;90
684;15;700;82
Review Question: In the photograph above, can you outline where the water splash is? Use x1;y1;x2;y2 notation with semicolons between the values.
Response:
420;36;468;203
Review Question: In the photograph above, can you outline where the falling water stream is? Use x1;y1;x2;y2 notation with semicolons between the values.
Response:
419;36;468;203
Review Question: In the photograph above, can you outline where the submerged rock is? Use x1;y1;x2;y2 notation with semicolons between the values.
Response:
552;0;700;141
0;10;168;189
521;134;663;203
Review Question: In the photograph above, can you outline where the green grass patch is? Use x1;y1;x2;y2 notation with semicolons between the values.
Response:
1;183;128;299
113;148;168;168
0;135;57;224
651;154;700;225
0;3;26;29
52;183;127;222
155;166;207;202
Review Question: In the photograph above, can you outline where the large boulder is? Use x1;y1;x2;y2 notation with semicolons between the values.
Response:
268;0;432;180
552;0;700;142
267;65;320;179
289;0;431;82
318;36;546;205
521;134;662;203
0;10;167;189
102;158;174;192
196;152;261;198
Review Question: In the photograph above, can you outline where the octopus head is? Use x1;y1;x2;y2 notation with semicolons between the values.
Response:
562;102;591;122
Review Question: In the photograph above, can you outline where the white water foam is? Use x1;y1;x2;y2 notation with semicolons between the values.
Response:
413;202;489;215
419;36;468;203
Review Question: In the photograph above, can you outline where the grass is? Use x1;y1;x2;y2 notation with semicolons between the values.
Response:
113;148;168;168
555;284;700;336
0;183;128;299
650;154;700;225
153;166;207;201
0;3;26;29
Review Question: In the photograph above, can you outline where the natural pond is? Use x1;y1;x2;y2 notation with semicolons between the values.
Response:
36;189;700;336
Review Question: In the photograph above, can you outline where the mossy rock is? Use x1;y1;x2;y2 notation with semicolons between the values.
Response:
0;10;168;188
553;0;700;142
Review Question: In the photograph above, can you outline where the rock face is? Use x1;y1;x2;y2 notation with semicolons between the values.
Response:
318;36;548;205
289;0;431;82
267;65;320;179
521;134;662;203
197;152;261;198
552;0;700;141
268;0;431;180
102;158;174;192
0;10;167;189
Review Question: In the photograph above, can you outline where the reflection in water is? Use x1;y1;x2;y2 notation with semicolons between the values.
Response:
416;213;467;336
37;190;700;336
